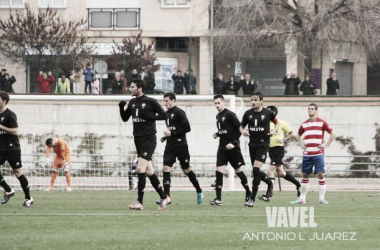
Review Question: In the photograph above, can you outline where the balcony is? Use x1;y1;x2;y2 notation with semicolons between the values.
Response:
87;8;140;30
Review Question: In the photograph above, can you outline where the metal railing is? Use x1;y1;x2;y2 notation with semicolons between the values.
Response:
1;154;379;191
87;8;140;30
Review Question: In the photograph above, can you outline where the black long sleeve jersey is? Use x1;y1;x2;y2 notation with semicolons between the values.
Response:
165;106;191;146
216;108;241;148
241;107;277;147
119;95;167;137
0;108;20;151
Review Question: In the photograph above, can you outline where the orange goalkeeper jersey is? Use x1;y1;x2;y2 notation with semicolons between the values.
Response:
46;138;70;159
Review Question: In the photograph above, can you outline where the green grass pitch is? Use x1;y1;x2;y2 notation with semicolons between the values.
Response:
1;190;379;250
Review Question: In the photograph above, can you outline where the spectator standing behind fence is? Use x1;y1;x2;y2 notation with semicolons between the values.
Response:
225;75;240;95
144;68;156;94
83;63;93;94
1;73;16;93
37;71;55;94
326;72;340;95
127;69;141;88
70;69;81;94
0;69;6;85
112;72;124;94
300;74;317;95
172;70;186;94
282;73;301;95
185;70;197;94
91;75;100;94
213;73;225;94
240;74;257;96
120;70;128;94
55;75;71;94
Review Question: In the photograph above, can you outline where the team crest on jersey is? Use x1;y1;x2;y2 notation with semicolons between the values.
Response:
222;117;225;122
171;113;174;119
142;103;146;109
0;117;4;123
249;115;252;119
132;104;135;108
261;115;265;120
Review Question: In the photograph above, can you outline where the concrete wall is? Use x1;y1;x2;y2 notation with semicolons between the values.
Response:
8;99;380;175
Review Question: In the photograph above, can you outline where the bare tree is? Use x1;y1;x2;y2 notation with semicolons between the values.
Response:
0;4;95;74
109;32;159;74
213;0;380;64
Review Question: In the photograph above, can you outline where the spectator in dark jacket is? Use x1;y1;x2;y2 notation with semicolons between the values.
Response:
144;70;156;94
0;69;7;87
300;74;317;95
1;73;16;93
240;73;257;96
172;70;186;94
127;69;141;88
225;75;240;95
282;73;301;95
184;70;197;94
326;72;340;95
213;72;225;94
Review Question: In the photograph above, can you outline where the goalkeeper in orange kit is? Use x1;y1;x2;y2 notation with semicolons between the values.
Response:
45;138;72;191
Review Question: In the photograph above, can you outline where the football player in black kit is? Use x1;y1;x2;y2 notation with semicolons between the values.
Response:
240;92;280;207
158;92;203;205
119;79;170;211
210;95;251;206
0;91;33;207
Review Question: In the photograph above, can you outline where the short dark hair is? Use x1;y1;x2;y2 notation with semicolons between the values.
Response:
46;138;53;146
251;92;263;101
267;106;278;117
1;68;6;72
0;91;10;104
164;92;176;101
132;79;146;92
86;63;91;67
4;73;9;77
213;94;224;101
309;103;318;110
177;70;182;73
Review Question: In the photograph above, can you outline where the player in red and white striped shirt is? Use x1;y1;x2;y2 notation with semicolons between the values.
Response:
291;103;336;205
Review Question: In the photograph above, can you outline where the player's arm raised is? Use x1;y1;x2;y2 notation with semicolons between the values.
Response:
119;100;131;122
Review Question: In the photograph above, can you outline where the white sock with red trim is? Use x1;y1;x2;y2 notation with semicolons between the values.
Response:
300;178;309;201
319;178;326;200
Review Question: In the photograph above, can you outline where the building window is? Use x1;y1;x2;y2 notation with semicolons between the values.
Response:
162;0;189;8
39;0;66;8
88;8;140;30
0;0;24;8
155;38;188;52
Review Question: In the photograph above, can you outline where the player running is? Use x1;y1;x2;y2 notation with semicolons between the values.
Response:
0;91;33;207
257;106;301;202
210;95;251;206
240;92;279;207
158;92;203;205
119;79;170;211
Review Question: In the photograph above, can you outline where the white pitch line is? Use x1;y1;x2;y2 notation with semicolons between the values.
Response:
1;213;379;219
